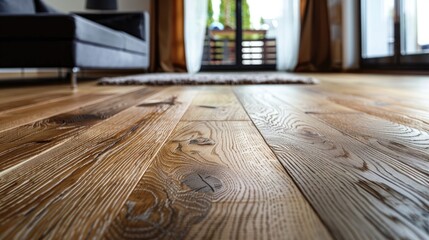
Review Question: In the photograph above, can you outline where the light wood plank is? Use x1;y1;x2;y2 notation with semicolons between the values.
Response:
328;94;429;133
0;93;74;113
266;86;429;176
0;82;141;104
321;82;429;113
312;113;429;175
0;87;158;173
0;87;196;239
105;121;331;240
262;85;355;114
235;86;429;240
182;86;250;121
271;83;429;134
0;93;113;132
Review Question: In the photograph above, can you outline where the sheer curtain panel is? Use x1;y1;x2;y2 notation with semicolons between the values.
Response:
276;0;301;71
184;0;208;74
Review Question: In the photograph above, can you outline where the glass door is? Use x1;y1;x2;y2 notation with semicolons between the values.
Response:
202;0;279;70
202;0;237;67
400;0;429;65
241;0;277;66
360;0;396;66
360;0;429;69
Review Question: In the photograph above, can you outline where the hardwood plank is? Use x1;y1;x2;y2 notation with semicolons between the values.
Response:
0;93;74;113
182;86;250;121
312;113;429;175
269;83;429;133
0;87;196;239
0;82;141;104
327;94;429;133
0;82;90;101
0;93;112;132
235;86;429;240
306;74;429;113
263;85;355;114
105;121;331;240
0;85;70;101
265;86;429;176
320;82;429;113
308;73;429;99
0;87;158;173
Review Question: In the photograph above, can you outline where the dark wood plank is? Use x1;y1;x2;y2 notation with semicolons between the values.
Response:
235;86;429;240
0;87;158;173
0;87;196;239
105;121;331;240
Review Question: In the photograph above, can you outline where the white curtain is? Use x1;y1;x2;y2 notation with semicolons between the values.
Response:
276;0;301;71
342;0;359;70
184;0;209;74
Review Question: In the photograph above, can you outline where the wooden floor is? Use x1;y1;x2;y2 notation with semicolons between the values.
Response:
0;73;428;240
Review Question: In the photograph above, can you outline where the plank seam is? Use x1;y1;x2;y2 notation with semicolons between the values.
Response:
232;86;336;239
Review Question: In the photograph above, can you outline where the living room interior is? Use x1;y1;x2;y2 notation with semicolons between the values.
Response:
1;0;428;239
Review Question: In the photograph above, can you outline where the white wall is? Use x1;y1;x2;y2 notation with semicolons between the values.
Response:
44;0;150;12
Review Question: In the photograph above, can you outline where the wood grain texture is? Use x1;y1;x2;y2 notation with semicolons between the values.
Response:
317;74;429;103
307;73;429;115
0;88;157;173
0;93;74;113
0;93;112;132
1;73;429;240
0;87;196;239
105;121;331;240
181;86;250;121
321;81;429;113
263;85;356;114
312;113;429;176
266;86;429;176
328;94;429;133
235;87;429;240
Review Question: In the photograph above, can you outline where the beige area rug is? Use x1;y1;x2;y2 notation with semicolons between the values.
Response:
98;72;318;85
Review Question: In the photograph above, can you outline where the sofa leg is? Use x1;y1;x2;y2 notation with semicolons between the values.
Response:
69;67;80;91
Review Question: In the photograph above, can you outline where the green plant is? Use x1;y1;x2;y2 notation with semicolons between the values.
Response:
207;0;215;27
218;0;251;29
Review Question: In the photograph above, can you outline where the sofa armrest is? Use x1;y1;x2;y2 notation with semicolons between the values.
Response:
74;12;149;41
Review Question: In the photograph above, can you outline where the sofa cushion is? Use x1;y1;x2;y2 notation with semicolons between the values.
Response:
74;15;146;54
0;15;146;54
76;13;146;40
0;0;36;13
34;0;59;13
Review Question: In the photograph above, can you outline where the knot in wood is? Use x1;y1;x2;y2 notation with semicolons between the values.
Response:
182;173;222;193
189;137;215;146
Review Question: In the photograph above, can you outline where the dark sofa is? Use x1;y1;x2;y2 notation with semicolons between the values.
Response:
0;0;149;88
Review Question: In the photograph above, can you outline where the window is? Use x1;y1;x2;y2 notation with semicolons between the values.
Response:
361;0;395;59
360;0;429;69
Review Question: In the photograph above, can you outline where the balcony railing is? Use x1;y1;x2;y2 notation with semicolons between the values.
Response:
202;29;277;66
